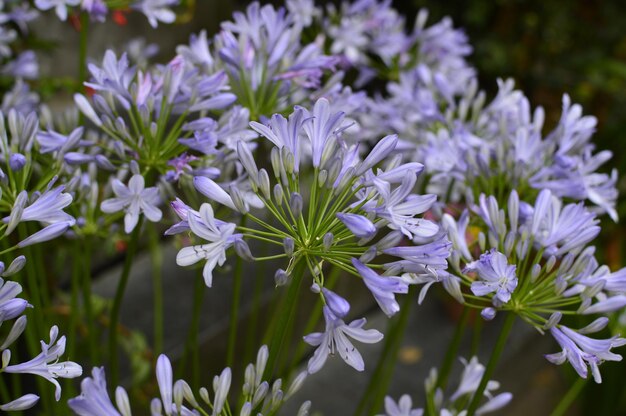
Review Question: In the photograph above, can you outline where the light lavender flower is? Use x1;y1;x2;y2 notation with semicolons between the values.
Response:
132;0;177;28
303;306;383;373
352;258;408;317
175;203;241;287
34;0;80;20
465;249;518;304
100;174;162;233
380;395;422;416
67;367;126;416
4;326;82;401
546;325;626;383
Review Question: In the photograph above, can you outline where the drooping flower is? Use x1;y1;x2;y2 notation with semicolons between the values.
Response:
303;306;383;373
352;258;408;317
132;0;178;28
100;174;162;233
546;325;626;383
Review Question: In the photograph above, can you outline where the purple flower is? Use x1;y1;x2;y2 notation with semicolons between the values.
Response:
0;278;29;322
67;367;123;416
4;326;82;401
34;0;80;21
100;174;162;233
352;258;408;317
529;189;600;256
336;212;377;239
546;325;626;383
85;50;135;109
303;306;383;373
382;395;422;416
132;0;177;28
299;98;345;168
250;108;306;172
371;172;438;240
175;203;241;287
0;394;40;412
156;354;173;415
466;250;517;304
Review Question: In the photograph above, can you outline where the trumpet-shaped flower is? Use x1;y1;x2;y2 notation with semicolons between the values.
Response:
303;306;383;374
4;326;82;400
465;250;518;304
352;258;408;317
67;367;124;416
101;174;162;233
546;325;626;383
175;203;241;287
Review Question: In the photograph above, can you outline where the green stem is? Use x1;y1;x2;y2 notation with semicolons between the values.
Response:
81;238;98;364
437;307;470;389
466;312;516;415
226;251;244;367
549;377;586;416
148;225;164;356
77;12;89;120
244;243;267;365
354;287;415;416
177;268;205;389
108;219;143;386
263;260;306;380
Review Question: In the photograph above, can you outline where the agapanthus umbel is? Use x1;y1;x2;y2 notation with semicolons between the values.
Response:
170;98;450;373
439;189;626;381
210;1;341;117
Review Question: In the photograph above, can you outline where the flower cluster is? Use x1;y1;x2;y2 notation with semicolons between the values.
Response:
438;189;626;381
68;345;310;416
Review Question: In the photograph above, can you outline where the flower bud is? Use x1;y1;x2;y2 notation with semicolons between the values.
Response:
323;232;333;251
274;269;288;286
273;184;284;204
258;169;271;199
289;192;303;218
270;147;282;179
283;237;294;257
481;307;496;321
9;153;26;171
234;239;254;261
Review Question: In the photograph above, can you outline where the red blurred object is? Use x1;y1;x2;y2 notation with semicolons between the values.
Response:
112;10;129;26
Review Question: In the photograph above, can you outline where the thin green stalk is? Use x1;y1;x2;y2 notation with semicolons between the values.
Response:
177;268;205;389
226;252;244;367
354;287;415;416
549;377;586;416
148;225;164;356
369;288;415;414
471;313;483;357
466;312;516;415
437;307;470;389
243;243;267;365
81;238;98;363
108;219;143;386
263;260;306;380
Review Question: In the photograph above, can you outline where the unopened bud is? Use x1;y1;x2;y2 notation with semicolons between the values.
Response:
270;147;282;179
317;169;328;187
289;192;303;218
283;237;294;257
234;239;254;261
258;169;271;199
273;184;284;204
275;269;288;286
323;232;333;251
